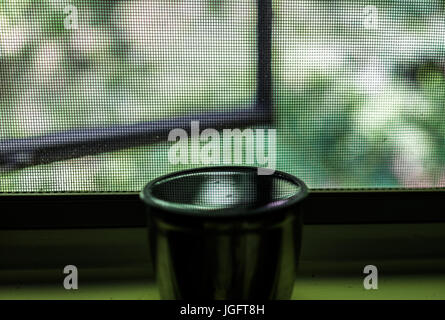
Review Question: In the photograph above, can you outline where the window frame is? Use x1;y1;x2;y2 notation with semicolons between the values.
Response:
1;190;445;230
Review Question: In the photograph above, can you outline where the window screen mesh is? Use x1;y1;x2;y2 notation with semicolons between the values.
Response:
1;0;445;192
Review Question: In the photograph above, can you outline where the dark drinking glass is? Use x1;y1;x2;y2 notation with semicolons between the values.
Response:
140;166;308;300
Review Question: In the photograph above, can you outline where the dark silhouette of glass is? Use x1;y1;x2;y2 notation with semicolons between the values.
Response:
141;166;308;300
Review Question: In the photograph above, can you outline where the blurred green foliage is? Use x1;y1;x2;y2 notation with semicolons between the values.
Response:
1;0;445;192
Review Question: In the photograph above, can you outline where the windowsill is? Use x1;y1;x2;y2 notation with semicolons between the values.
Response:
1;223;444;299
2;274;445;300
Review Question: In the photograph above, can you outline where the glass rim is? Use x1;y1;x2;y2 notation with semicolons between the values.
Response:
140;166;309;218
